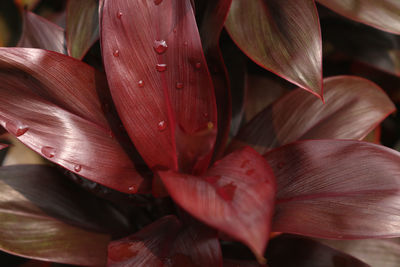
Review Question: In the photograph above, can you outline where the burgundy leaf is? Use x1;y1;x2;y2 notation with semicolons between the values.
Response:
159;147;276;260
317;0;400;35
230;76;394;154
198;0;232;160
101;0;217;174
66;0;99;59
0;48;147;193
0;165;111;266
225;0;323;97
265;140;400;239
108;216;222;266
266;235;368;267
17;11;66;54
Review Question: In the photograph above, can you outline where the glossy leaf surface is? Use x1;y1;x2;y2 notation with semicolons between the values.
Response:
225;0;322;96
317;0;400;34
266;140;400;239
108;216;222;266
0;165;111;266
101;0;217;174
0;48;146;193
17;11;66;54
266;235;368;267
159;147;276;258
67;0;99;59
231;76;394;154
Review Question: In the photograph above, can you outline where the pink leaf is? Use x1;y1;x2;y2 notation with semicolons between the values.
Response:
225;0;323;97
265;140;400;239
159;147;276;259
101;0;217;174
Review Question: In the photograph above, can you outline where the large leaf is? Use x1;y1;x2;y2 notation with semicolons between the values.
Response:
317;0;400;35
159;147;276;260
230;76;395;154
101;0;217;174
225;0;322;97
17;11;66;54
66;0;99;59
266;235;368;267
108;215;222;266
265;140;400;239
0;165;112;266
0;48;146;193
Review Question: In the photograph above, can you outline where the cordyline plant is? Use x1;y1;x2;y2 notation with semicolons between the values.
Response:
1;0;400;266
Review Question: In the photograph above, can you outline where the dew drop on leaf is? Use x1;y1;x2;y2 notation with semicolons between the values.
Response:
153;40;168;54
41;146;56;158
175;82;184;89
195;62;202;69
113;50;120;57
74;164;82;172
158;120;167;131
128;185;136;192
156;63;167;72
117;11;122;19
138;80;144;87
154;0;163;5
5;122;29;137
217;183;237;201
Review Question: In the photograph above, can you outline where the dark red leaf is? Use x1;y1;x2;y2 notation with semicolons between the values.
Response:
0;48;146;193
66;0;99;59
230;76;394;154
266;235;368;267
225;0;323;97
108;216;222;266
265;140;400;239
101;0;217;174
159;147;276;260
317;0;400;34
0;165;111;266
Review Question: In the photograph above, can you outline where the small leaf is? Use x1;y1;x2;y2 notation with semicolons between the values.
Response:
230;76;395;154
66;0;100;59
317;0;400;34
265;140;400;239
225;0;323;97
159;147;276;259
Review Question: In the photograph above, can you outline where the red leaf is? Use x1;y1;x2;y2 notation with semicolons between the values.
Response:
17;11;66;54
108;216;222;266
225;0;323;97
230;76;395;154
101;0;217;174
265;140;400;239
159;147;276;259
317;0;400;35
66;0;99;59
0;48;147;193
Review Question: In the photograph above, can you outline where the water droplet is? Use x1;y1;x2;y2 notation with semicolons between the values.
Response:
246;169;255;176
156;63;167;72
74;164;82;172
175;82;184;89
217;182;237;201
207;122;214;129
5;122;29;137
158;120;167;131
117;11;123;19
241;160;250;168
109;130;115;139
15;126;29;136
183;41;188;46
154;0;163;5
113;50;120;57
195;62;202;69
138;80;144;87
205;175;221;185
41;146;56;158
153;40;168;54
278;162;285;169
128;185;136;192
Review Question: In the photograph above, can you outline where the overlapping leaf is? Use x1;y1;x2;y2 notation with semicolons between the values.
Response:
225;0;322;97
230;76;394;154
108;215;221;266
317;0;400;34
0;165;114;266
66;0;99;59
159;147;276;259
0;48;146;193
266;140;400;239
101;0;217;174
17;11;66;54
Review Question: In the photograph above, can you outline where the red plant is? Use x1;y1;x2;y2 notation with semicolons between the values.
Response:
0;0;400;266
